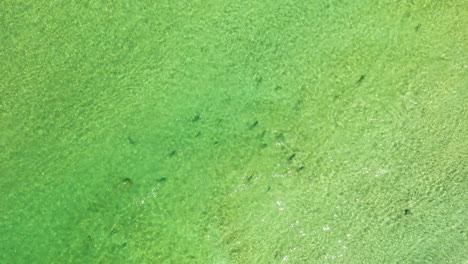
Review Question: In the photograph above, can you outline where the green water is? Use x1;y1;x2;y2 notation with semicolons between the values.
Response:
1;0;467;263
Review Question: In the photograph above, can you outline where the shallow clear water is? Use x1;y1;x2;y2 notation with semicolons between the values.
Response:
1;1;467;263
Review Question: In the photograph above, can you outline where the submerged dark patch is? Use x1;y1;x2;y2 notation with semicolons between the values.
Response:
192;114;201;122
249;120;259;130
127;136;136;145
156;177;167;183
357;75;366;84
122;177;133;185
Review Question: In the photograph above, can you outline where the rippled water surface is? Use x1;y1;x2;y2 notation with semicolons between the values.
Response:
1;1;466;263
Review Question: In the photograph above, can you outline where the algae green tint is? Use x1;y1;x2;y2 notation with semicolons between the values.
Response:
1;0;466;263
